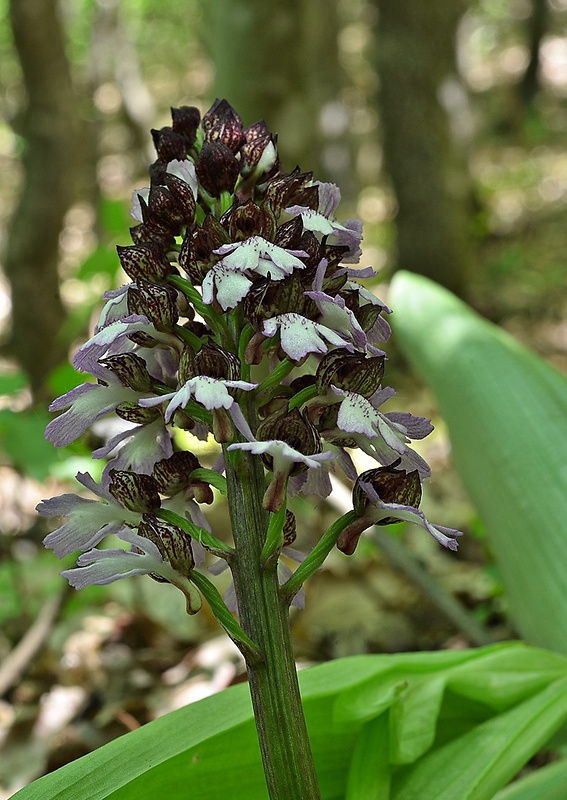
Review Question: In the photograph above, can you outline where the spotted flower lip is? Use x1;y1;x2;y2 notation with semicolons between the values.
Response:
331;386;432;479
139;376;257;423
262;313;352;361
202;236;308;310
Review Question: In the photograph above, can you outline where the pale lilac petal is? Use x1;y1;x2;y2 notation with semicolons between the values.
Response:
229;402;255;441
385;412;434;440
39;497;127;558
130;189;150;222
46;383;140;447
98;419;173;485
359;481;462;550
96;286;132;330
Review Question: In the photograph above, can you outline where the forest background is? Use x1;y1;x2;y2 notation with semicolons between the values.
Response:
1;0;567;794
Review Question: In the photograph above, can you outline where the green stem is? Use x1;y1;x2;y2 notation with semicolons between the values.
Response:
225;446;321;799
255;358;295;396
156;508;234;558
281;511;357;604
189;570;261;664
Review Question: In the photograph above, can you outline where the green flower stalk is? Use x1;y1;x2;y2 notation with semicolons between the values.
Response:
37;99;463;799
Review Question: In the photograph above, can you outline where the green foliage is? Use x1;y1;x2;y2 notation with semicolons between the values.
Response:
389;271;567;652
11;643;567;800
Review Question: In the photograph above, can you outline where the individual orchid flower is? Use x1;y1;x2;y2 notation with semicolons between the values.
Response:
93;418;174;485
331;386;432;479
131;158;198;222
201;236;307;310
61;524;202;614
38;472;141;557
337;464;463;555
228;438;335;511
262;313;352;361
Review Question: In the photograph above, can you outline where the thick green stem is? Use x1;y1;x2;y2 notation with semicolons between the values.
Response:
225;446;321;800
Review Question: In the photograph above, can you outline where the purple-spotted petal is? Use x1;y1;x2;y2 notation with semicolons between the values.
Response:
262;313;351;361
139;377;256;422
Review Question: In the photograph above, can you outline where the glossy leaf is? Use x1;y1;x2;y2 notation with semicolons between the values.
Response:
389;271;567;653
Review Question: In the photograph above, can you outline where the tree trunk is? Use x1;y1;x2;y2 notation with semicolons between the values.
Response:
372;0;474;297
5;0;87;397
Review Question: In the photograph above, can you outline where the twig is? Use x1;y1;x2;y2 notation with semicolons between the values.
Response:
0;584;71;697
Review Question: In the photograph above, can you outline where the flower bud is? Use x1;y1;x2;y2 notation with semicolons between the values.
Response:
202;99;245;152
224;199;277;242
152;451;201;495
163;173;196;226
316;348;385;398
115;402;162;424
196;142;239;197
138;514;194;576
139;186;187;236
171;105;201;149
193;341;241;381
98;352;154;392
240;121;278;178
242;272;305;329
283;510;297;546
117;243;171;282
179;213;230;285
108;469;161;513
127;280;179;332
151;126;187;162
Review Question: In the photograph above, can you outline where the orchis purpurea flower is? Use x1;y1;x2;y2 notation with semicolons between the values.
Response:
38;98;462;626
337;464;463;556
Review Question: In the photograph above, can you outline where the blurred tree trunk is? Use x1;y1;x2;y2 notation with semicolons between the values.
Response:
372;0;474;297
519;0;549;108
5;0;86;398
206;0;350;189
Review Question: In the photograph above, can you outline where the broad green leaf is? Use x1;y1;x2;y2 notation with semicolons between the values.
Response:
389;677;446;764
334;643;508;726
346;713;391;800
13;645;567;800
389;272;567;653
392;677;567;800
493;758;567;800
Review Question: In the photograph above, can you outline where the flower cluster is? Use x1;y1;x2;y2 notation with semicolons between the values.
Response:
38;99;462;605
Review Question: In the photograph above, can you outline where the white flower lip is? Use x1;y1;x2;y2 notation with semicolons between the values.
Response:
139;377;257;422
